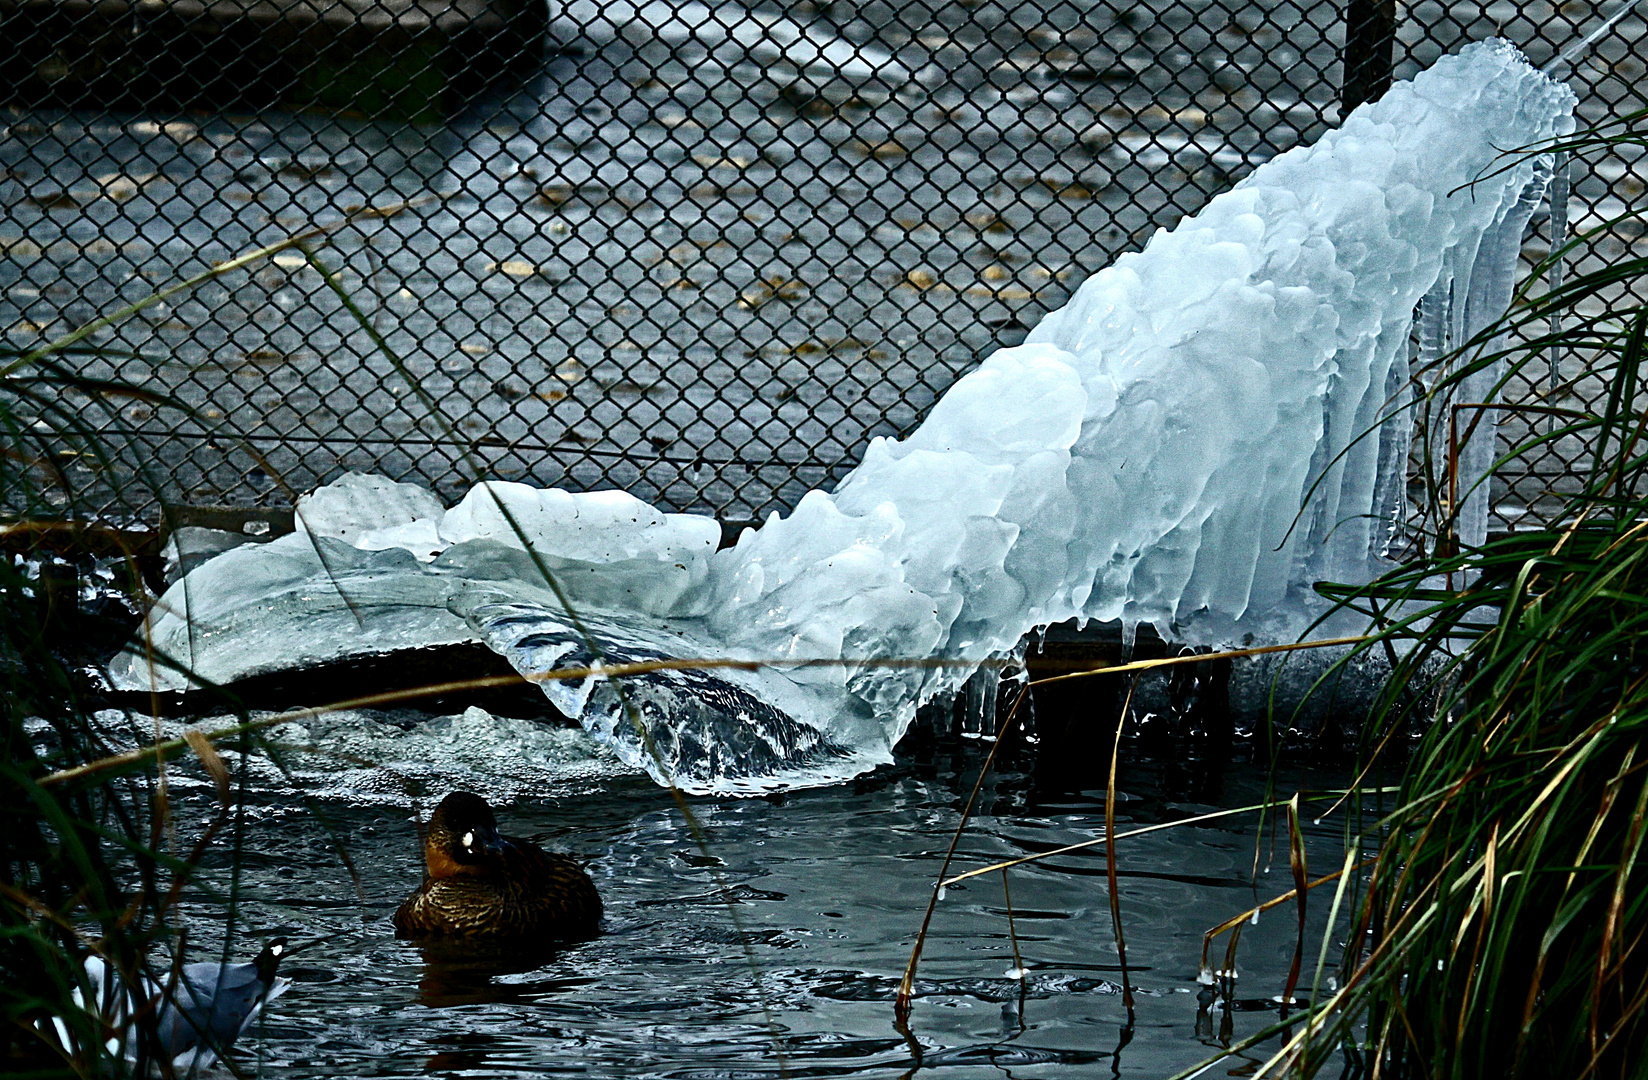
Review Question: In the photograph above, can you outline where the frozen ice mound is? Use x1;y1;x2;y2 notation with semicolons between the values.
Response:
112;41;1575;794
111;480;723;692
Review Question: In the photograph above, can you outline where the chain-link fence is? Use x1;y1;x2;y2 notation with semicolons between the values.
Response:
1;0;1644;535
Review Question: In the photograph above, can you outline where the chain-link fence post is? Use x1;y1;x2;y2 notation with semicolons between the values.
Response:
1342;0;1398;110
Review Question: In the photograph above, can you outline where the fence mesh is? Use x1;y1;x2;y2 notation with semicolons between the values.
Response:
1;0;1644;534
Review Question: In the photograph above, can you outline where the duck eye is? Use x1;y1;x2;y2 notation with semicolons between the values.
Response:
462;831;474;850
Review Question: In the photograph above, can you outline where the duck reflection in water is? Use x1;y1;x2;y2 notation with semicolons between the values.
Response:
410;939;570;1010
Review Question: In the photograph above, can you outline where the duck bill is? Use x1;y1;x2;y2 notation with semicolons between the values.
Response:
475;825;506;858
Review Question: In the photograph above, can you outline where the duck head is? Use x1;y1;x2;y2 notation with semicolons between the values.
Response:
423;792;507;879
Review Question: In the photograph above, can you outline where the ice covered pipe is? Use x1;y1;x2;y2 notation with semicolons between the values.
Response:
112;41;1575;794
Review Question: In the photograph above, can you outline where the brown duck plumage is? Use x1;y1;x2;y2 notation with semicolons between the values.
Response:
394;791;602;941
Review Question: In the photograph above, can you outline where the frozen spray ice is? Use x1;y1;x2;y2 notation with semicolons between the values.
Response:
114;42;1575;793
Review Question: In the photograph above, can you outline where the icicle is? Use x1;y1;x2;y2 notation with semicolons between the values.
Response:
1547;151;1569;430
1371;332;1419;560
961;665;1000;739
918;689;959;740
997;638;1032;742
1411;272;1458;553
1418;268;1453;368
1452;163;1554;549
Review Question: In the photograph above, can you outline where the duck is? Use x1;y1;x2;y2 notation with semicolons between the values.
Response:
394;791;602;942
43;939;289;1071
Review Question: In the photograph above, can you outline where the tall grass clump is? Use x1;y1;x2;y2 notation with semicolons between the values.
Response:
0;345;272;1076
1;217;410;1078
0;352;167;1075
1267;112;1648;1078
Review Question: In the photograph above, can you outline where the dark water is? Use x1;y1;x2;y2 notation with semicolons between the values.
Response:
165;729;1365;1079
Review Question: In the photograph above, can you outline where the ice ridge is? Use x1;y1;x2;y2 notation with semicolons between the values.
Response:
112;41;1575;793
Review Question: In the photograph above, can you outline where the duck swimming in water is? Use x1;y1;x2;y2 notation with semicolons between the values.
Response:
394;791;602;941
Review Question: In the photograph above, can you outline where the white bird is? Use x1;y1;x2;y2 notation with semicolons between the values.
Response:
43;939;290;1072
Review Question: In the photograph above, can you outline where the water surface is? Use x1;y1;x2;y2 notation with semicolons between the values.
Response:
160;718;1363;1078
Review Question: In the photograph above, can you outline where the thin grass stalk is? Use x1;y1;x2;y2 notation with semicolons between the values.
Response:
46;637;1367;789
895;682;1031;1018
1106;675;1138;1020
1281;796;1308;1012
0;202;416;380
939;799;1351;887
1001;869;1023;979
1202;862;1370;980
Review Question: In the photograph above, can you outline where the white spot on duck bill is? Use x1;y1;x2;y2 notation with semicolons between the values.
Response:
462;831;474;849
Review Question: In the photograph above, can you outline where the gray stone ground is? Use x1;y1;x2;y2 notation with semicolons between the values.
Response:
1;0;1643;528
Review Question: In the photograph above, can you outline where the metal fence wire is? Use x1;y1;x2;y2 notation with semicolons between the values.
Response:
1;0;1644;535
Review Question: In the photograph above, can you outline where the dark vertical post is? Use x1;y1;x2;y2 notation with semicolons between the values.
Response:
39;559;79;648
1342;0;1397;111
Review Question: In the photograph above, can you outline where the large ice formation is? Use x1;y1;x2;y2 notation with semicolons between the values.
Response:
112;41;1575;794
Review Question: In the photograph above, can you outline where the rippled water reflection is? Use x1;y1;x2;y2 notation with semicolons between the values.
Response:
173;731;1358;1078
